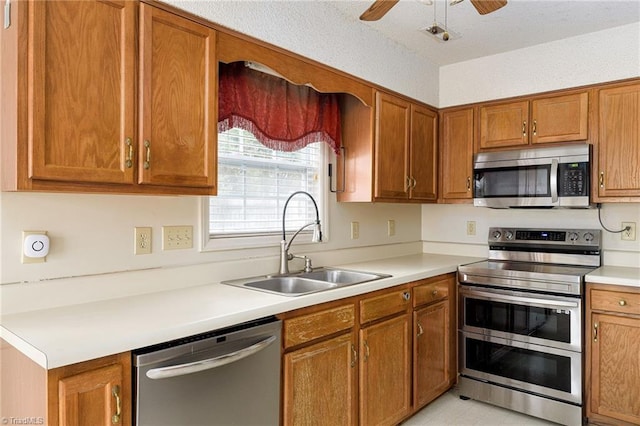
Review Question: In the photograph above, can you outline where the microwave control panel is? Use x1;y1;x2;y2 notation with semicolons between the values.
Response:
558;162;588;196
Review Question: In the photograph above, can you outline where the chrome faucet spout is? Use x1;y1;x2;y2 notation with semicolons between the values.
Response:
279;191;322;275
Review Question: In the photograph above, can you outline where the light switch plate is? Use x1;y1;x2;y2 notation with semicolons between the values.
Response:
162;225;193;250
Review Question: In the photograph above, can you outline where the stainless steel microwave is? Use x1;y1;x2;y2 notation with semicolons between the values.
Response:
473;145;591;208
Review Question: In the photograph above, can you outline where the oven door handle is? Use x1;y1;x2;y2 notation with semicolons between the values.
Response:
145;335;277;380
461;288;579;309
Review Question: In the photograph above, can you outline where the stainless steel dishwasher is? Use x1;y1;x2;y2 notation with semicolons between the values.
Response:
133;317;281;426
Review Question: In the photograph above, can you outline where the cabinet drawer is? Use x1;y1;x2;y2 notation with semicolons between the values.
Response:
413;278;450;307
591;289;640;315
360;289;411;324
283;305;355;349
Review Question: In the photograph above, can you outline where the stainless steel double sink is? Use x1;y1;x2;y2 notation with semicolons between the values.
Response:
221;267;391;296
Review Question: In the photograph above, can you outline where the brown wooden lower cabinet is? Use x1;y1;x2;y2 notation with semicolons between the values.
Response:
586;283;640;426
283;332;358;425
280;273;456;426
0;340;131;426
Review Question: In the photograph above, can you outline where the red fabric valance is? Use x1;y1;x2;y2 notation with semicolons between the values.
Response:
218;62;341;154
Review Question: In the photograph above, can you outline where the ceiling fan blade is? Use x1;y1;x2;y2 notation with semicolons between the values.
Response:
359;0;400;21
469;0;507;15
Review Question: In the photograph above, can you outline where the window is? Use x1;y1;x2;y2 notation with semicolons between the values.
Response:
204;127;326;250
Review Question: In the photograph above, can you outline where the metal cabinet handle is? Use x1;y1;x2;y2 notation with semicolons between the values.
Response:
619;299;627;306
405;176;412;192
402;291;411;301
432;289;438;296
599;172;604;188
363;340;370;362
411;177;417;189
112;385;122;424
417;322;424;337
351;343;357;368
522;121;527;138
125;138;133;169
329;146;346;193
466;176;471;191
143;140;151;170
532;120;537;136
593;323;598;342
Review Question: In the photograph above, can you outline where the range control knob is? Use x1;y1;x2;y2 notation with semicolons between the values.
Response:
568;232;579;242
584;232;594;242
504;230;514;240
491;230;502;240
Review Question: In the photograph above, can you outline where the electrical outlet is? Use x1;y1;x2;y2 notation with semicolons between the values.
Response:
162;225;194;250
621;222;636;241
351;222;359;240
134;227;152;255
467;221;476;236
387;219;396;237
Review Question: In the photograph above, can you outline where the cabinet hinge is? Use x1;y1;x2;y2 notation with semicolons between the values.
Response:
3;0;10;29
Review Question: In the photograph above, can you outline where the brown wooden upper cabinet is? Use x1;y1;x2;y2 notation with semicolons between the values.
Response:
374;92;438;202
479;92;589;150
440;107;475;201
593;82;640;201
1;0;217;195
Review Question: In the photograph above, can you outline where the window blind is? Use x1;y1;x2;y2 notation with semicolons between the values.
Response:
210;128;322;238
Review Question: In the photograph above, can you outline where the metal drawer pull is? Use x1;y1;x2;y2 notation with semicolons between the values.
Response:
112;385;121;424
619;299;627;306
417;322;424;337
532;120;537;136
466;176;471;191
593;323;598;342
432;289;438;296
522;121;527;137
146;335;277;380
599;172;604;188
402;291;411;301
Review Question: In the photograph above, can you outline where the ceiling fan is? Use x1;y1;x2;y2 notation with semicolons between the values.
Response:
360;0;507;21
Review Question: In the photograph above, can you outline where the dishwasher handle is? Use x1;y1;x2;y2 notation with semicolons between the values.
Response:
146;334;277;380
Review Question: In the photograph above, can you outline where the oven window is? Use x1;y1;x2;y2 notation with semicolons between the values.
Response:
475;165;550;198
465;338;572;393
464;297;571;343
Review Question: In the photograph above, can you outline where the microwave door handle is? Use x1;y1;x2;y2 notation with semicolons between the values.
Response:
550;159;559;203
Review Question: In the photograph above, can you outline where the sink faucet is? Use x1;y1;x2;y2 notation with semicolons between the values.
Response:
279;191;322;275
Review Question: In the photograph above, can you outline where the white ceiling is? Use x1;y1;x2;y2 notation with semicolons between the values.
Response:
328;0;640;65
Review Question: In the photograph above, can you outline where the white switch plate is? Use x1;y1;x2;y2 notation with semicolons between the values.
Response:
162;225;193;250
134;227;152;255
22;230;48;264
387;220;396;237
350;222;359;240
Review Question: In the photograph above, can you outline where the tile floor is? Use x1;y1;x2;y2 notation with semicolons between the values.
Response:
403;388;559;425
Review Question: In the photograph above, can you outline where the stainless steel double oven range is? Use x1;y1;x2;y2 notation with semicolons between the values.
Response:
457;227;602;426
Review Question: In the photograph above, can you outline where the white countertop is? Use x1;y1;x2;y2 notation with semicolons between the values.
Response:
586;265;640;288
0;253;481;369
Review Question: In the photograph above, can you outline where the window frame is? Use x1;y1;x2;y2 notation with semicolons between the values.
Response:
200;141;331;252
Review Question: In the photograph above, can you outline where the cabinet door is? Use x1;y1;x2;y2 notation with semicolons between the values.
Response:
531;92;588;144
479;101;529;149
440;108;474;200
589;313;640;425
29;0;136;184
374;92;410;200
360;315;411;426
283;333;358;426
596;84;640;199
57;363;128;426
414;301;449;409
139;4;217;189
409;105;438;201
